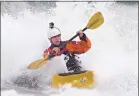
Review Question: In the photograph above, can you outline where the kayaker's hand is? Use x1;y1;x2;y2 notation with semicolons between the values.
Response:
77;30;84;38
52;47;60;55
43;52;48;58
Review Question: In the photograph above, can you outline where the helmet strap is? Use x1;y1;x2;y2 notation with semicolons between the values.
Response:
49;38;52;43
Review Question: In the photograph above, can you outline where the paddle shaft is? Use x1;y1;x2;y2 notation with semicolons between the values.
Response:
60;27;88;48
68;27;88;42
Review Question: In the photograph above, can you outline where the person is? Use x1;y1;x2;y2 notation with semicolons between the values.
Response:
43;22;91;72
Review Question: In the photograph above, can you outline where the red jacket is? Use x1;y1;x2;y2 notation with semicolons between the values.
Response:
43;33;91;57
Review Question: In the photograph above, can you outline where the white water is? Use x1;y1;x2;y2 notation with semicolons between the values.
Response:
1;2;138;96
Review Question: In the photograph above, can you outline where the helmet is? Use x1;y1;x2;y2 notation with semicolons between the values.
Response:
47;28;61;39
47;22;61;39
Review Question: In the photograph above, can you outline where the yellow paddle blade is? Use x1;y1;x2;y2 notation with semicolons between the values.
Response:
87;12;104;30
27;57;49;69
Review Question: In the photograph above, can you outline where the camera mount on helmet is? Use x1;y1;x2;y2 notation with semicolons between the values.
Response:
49;22;54;29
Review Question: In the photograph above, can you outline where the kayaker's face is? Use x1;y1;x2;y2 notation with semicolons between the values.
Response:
51;34;61;45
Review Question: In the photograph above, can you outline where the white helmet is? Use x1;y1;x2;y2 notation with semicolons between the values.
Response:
47;22;61;39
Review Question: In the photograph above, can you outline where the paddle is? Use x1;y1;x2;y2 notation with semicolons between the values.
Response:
27;12;104;70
